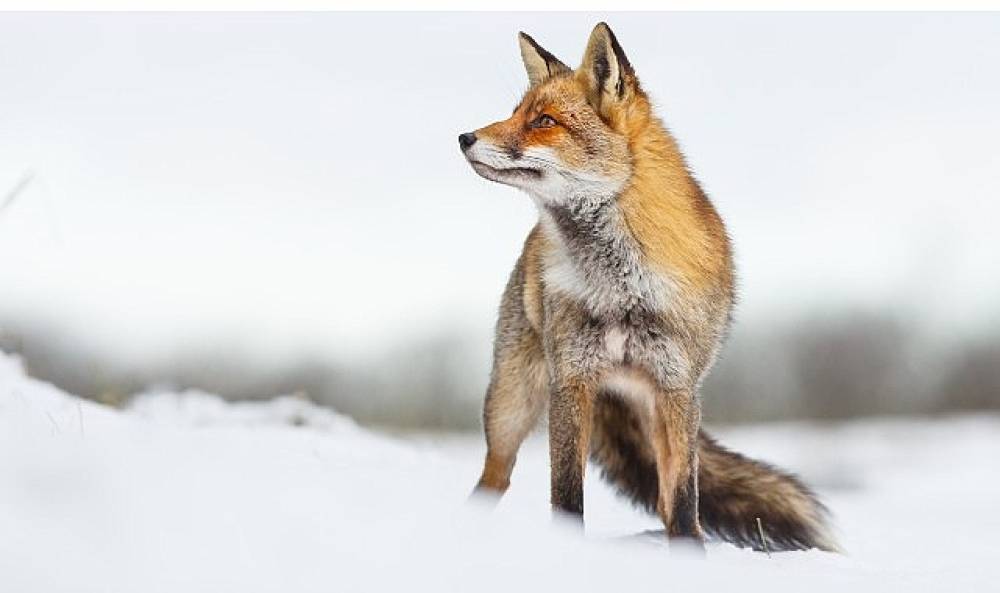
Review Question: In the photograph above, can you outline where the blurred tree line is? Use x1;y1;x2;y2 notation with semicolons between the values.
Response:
1;309;997;431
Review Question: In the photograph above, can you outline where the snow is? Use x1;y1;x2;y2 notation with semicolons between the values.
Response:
1;351;997;592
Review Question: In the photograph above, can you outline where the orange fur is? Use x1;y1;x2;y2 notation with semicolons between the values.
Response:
614;94;731;292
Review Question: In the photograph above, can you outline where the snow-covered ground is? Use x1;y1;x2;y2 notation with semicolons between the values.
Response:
1;351;997;592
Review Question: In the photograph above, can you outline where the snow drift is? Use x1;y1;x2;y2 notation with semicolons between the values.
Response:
1;352;997;592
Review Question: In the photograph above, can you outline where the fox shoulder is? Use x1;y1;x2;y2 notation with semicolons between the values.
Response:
520;225;548;332
619;164;733;294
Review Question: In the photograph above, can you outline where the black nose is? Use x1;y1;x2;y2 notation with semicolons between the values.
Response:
458;132;477;151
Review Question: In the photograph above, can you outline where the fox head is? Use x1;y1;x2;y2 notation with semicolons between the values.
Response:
460;23;654;206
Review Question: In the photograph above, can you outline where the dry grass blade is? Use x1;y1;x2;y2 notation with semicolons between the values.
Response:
0;171;35;216
756;517;772;558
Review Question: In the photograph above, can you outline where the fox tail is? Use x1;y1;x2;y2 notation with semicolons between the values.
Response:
590;396;840;552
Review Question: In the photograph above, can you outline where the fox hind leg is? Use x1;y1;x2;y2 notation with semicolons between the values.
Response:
650;389;705;548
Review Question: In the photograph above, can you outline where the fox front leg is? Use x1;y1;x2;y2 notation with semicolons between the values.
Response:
547;377;596;521
474;331;547;498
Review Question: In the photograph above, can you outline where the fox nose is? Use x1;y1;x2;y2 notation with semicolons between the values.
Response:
458;132;477;151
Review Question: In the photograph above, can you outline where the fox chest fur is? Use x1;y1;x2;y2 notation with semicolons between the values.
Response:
521;193;726;399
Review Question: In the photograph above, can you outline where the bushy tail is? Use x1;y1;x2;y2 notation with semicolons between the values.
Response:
589;396;839;552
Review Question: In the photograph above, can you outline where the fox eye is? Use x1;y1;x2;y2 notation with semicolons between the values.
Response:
532;114;557;129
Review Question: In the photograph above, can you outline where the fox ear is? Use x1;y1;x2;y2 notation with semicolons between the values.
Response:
578;22;637;115
518;32;571;87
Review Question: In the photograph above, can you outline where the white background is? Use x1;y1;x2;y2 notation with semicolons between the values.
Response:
1;12;998;368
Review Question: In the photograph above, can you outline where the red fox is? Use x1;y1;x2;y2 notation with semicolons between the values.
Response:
459;23;838;552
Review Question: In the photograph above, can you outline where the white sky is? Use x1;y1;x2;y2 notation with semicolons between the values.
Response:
1;13;998;366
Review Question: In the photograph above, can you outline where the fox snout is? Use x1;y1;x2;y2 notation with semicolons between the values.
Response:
458;132;477;151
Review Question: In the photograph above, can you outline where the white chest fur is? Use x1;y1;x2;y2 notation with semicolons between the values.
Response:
604;326;628;363
539;225;674;317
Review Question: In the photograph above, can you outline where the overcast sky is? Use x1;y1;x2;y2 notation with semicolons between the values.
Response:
1;12;998;366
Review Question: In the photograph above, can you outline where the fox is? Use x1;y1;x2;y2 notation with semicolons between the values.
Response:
458;22;839;553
